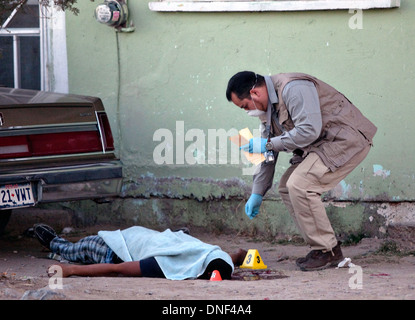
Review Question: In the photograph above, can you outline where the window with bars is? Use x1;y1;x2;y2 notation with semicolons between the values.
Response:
0;0;41;90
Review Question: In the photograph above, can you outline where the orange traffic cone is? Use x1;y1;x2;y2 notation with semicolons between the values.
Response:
210;270;222;281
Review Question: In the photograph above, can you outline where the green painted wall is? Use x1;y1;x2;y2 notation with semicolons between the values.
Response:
64;1;415;238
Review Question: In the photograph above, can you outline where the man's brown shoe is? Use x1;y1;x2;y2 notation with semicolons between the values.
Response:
297;241;344;271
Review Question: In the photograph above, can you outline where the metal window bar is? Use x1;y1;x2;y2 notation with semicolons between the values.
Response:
12;35;21;88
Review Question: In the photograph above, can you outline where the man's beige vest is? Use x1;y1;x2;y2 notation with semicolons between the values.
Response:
270;73;377;171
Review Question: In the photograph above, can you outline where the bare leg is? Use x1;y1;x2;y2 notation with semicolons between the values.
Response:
49;261;143;278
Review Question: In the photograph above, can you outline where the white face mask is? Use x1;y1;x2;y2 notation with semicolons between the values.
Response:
246;96;266;117
246;109;266;117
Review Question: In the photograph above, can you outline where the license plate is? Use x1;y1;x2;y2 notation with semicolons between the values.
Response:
0;183;35;209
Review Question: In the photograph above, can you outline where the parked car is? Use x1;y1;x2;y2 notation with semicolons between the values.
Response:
0;87;122;234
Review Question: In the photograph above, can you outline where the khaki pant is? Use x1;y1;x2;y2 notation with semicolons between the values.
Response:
278;146;371;251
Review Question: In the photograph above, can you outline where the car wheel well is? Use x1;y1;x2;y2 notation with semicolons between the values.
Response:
0;209;12;236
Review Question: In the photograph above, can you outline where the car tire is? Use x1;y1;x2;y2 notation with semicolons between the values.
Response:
0;209;12;236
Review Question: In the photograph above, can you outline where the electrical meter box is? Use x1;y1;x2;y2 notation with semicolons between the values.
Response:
95;0;128;28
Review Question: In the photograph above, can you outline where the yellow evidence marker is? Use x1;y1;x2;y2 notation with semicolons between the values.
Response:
240;249;267;269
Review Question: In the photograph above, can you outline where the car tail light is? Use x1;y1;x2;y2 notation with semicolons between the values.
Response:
30;131;102;156
0;112;116;160
0;136;31;159
97;112;115;152
0;131;102;159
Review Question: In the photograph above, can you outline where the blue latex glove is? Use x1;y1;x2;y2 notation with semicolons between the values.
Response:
245;194;263;220
240;137;267;154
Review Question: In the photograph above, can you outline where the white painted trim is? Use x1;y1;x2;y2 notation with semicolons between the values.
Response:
40;3;69;93
12;35;21;88
149;0;400;12
0;28;40;35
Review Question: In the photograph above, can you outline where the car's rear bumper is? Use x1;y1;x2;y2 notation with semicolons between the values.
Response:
0;160;122;205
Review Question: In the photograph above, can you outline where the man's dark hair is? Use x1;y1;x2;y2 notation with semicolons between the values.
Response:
226;71;265;101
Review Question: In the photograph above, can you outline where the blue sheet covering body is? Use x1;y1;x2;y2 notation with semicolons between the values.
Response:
98;226;234;280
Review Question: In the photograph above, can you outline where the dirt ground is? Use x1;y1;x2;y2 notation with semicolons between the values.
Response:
1;225;415;301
